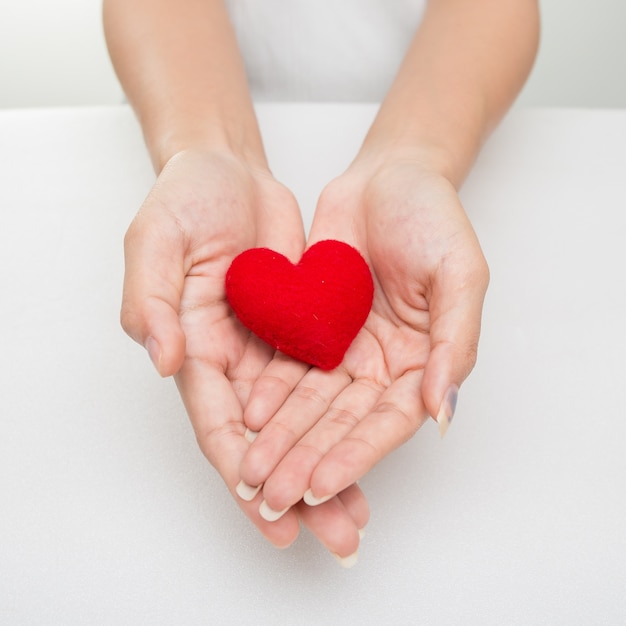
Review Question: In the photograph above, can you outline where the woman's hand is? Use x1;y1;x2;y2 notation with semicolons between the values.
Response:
238;155;489;515
120;148;369;556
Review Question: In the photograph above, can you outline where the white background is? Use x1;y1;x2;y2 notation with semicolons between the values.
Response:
0;0;625;109
2;103;626;625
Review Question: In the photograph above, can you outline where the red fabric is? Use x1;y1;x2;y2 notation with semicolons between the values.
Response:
225;240;374;370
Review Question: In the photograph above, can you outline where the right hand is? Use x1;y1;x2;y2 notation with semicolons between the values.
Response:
238;157;489;523
120;148;369;557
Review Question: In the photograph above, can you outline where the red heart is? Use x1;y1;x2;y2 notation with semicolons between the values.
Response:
225;240;374;370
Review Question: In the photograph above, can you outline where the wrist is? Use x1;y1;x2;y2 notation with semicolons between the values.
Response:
353;127;468;189
148;114;269;175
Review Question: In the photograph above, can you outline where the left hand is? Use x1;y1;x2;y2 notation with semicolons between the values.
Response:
237;155;489;514
120;148;368;558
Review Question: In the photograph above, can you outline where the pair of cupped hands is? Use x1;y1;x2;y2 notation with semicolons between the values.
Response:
121;145;488;566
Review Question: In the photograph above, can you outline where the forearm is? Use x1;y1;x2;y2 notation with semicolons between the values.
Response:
360;0;540;186
103;0;265;172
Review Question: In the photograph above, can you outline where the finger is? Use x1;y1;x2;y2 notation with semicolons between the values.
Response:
296;491;362;566
308;369;428;502
421;248;490;435
258;379;382;513
227;334;278;413
336;483;370;532
121;206;187;377
243;353;311;432
239;368;352;487
254;182;307;262
175;358;300;548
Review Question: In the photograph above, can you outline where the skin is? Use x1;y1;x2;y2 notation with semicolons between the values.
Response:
104;0;540;560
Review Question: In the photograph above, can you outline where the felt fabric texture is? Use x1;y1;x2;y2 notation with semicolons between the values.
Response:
225;239;374;370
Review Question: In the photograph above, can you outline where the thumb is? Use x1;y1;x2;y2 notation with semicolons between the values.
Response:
120;209;187;377
421;252;490;437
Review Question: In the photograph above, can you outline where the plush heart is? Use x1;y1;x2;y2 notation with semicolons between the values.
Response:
225;239;374;370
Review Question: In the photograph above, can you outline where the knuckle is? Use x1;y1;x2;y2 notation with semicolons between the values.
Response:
269;418;301;443
196;420;244;467
293;384;327;408
258;374;292;397
324;406;360;431
292;441;324;463
372;401;420;439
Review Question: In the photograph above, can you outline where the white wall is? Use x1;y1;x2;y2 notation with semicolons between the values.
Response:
0;0;123;108
518;0;626;108
1;0;625;109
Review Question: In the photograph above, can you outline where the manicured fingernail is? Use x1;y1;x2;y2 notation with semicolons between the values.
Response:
244;428;259;443
145;336;161;372
358;528;366;540
332;550;359;569
235;480;261;501
437;384;459;438
303;489;333;506
259;500;289;522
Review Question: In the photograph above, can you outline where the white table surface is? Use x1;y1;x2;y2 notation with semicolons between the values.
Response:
1;104;625;625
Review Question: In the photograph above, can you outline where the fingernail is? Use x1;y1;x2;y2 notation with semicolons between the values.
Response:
437;384;459;439
259;500;289;522
235;480;262;501
244;428;259;443
358;528;366;540
303;488;333;506
332;550;359;569
145;336;161;372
